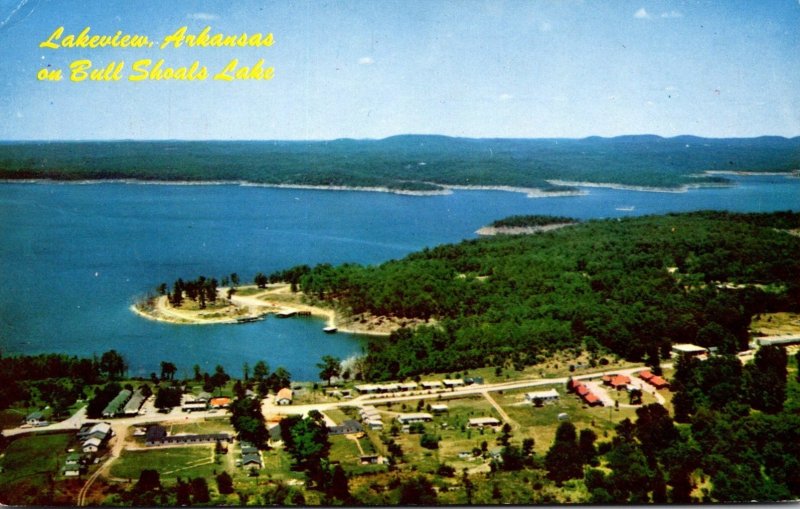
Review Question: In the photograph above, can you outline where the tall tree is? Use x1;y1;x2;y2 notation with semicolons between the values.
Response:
160;361;176;381
317;355;341;386
545;421;584;484
99;350;127;379
746;345;787;413
253;360;269;381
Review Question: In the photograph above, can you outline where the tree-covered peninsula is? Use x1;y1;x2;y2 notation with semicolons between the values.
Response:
271;211;800;380
1;135;798;191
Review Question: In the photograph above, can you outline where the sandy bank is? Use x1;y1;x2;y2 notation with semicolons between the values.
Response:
131;285;399;336
476;223;576;236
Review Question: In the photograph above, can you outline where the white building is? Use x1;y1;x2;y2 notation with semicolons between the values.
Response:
396;413;433;424
525;389;560;403
468;417;501;428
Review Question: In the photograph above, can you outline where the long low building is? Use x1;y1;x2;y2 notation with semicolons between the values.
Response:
468;417;501;428
525;389;559;403
102;389;132;418
396;413;433;424
123;390;146;416
145;425;232;447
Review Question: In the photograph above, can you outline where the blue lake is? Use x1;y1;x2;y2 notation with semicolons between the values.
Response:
0;175;798;380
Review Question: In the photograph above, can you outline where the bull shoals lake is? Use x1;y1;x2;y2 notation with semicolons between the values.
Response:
1;174;798;380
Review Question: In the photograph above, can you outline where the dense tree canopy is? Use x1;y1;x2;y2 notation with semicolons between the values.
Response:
272;212;800;379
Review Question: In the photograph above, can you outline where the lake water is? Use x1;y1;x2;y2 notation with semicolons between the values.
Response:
1;175;798;380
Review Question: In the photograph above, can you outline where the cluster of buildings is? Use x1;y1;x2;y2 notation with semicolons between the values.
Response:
567;379;603;407
102;388;147;418
358;405;384;430
638;370;669;389
181;393;232;412
63;421;114;476
354;377;484;395
239;441;262;469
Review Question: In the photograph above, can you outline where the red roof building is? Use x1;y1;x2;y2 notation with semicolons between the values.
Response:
583;393;603;406
638;370;654;381
648;376;670;389
609;375;631;390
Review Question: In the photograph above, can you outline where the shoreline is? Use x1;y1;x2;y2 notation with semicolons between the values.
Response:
476;223;576;236
130;286;394;337
2;168;794;195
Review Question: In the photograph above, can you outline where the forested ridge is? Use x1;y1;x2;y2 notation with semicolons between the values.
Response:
274;211;800;380
1;135;798;190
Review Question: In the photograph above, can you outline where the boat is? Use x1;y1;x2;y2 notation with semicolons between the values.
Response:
323;326;338;334
615;206;635;212
276;309;298;318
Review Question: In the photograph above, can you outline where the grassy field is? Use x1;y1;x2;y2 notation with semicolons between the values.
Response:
0;432;75;504
110;446;217;481
750;312;800;336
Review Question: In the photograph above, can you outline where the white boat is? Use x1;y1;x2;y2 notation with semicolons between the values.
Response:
615;206;635;212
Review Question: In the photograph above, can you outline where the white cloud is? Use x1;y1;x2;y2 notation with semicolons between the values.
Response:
539;21;552;32
634;8;651;19
358;56;374;65
660;10;683;18
498;93;514;101
186;12;219;21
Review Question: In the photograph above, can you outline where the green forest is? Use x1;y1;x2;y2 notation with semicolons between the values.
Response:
1;135;798;190
273;211;800;380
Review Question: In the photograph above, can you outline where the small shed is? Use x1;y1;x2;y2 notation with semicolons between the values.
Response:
275;388;293;405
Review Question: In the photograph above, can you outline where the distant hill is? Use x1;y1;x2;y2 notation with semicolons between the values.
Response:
0;135;798;191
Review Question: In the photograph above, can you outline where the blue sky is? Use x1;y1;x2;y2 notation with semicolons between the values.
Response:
0;0;798;140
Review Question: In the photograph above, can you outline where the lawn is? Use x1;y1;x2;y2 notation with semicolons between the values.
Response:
493;386;647;454
0;432;75;504
110;446;217;481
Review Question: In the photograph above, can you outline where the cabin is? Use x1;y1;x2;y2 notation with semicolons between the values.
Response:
360;454;380;464
443;379;465;389
399;382;418;391
464;376;484;385
82;437;102;453
275;388;293;405
468;417;501;428
328;419;364;436
525;389;560;404
355;384;380;394
639;370;669;389
396;413;433;424
63;465;81;477
24;411;46;427
242;452;262;468
209;397;232;409
573;383;604;407
430;404;449;414
604;374;631;390
78;422;111;441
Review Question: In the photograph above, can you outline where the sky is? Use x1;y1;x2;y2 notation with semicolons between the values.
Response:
0;0;798;140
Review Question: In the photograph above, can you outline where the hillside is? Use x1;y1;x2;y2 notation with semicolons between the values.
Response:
1;135;798;191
